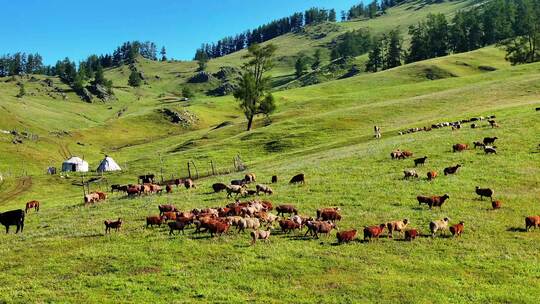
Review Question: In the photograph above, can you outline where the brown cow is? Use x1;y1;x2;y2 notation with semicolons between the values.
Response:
364;224;386;241
25;200;40;213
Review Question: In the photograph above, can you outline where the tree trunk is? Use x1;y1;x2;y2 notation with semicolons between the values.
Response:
247;115;254;131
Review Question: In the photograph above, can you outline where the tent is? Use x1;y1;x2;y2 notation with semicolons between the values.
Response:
62;156;89;172
96;156;122;172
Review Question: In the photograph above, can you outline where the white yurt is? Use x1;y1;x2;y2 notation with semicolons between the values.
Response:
62;156;89;172
96;155;122;172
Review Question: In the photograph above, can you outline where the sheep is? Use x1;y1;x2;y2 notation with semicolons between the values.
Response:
473;141;485;149
271;175;278;183
475;186;494;201
363;224;386;241
279;219;301;233
427;194;450;209
414;156;428;167
398;150;413;159
276;204;298;216
449;221;465;237
316;207;341;220
417;195;431;205
289;173;305;184
166;184;173;194
207;221;230;237
226;185;247;198
251;229;271;245
471;123;477;129
484;146;497;154
429;217;450;237
443;164;461;176
84;193;100;204
256;184;274;195
212;183;228;193
146;215;166;228
318;210;342;222
492;200;502;209
237;218;261;233
336;229;357;243
488;120;498;128
158;204;178;215
0;209;25;233
184;178;196;189
386;219;409;238
244;173;256;184
25;200;40;213
261;200;273;211
404;229;419;241
427;171;438;181
168;221;187;235
162;211;178;221
483;137;498;145
391;150;402;159
453;143;469;152
254;212;278;227
525;216;540;231
403;169;419;179
104;218;122;233
305;220;336;239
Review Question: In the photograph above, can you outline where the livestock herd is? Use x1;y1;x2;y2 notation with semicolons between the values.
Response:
1;115;539;249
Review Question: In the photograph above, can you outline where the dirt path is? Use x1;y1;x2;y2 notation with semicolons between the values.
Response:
0;176;32;206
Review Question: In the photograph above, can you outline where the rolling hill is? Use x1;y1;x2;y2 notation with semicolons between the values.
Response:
0;0;540;302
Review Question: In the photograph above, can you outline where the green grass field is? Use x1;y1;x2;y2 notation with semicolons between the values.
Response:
1;0;540;302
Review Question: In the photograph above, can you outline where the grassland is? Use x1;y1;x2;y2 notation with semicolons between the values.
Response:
1;0;540;302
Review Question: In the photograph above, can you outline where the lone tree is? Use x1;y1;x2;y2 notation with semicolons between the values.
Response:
128;70;142;87
160;47;167;61
233;43;277;131
194;49;209;71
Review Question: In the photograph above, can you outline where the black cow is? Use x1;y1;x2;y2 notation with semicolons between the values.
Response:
0;209;25;233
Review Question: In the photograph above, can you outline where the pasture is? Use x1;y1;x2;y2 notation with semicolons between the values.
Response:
0;46;539;302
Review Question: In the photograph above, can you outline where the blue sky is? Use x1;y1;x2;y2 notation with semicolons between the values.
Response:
2;0;360;65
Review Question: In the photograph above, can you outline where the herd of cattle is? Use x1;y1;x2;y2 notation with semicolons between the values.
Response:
1;116;540;246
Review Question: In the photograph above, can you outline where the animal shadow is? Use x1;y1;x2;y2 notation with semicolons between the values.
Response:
507;227;527;232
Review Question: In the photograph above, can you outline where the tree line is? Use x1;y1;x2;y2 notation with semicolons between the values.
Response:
194;7;336;60
344;0;400;21
0;53;45;77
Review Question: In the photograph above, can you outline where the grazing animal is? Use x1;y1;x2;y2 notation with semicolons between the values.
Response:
488;120;499;128
237;218;261;233
104;218;122;233
414;156;428;167
428;194;450;209
166;184;173;194
387;219;409;238
261;200;273;211
471;123;477;129
256;184;274;195
276;204;298;216
405;229;418;241
158;204;178;215
400;150;413;159
427;171;438;181
318;209;342;222
25;200;40;213
162;211;178;221
289;173;305;184
212;183;228;193
417;195;431;205
279;219;301;234
207;221;230;237
0;209;25;233
84;193;100;204
184;178;196;189
449;221;465;237
336;229;357;243
231;179;247;186
483;137;498;145
306;221;336;239
403;169;419;179
146;215;166;228
168;221;187;235
484;146;497;154
473;141;485;149
443;164;461;176
492;200;502;209
429;217;450;237
475;186;494;201
226;185;247;198
391;150;402;159
271;175;278;183
244;173;256;183
316;207;341;220
525;216;540;231
453;143;469;152
363;224;386;241
126;186;140;197
251;229;271;245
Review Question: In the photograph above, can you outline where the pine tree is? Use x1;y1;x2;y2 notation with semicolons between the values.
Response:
128;70;142;87
312;49;322;70
384;29;403;69
365;40;383;72
295;54;309;78
160;47;167;61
